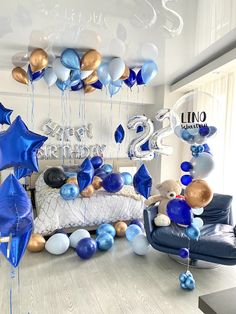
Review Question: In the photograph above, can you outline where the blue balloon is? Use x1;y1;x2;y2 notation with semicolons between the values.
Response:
136;69;144;85
185;223;200;240
102;173;124;193
112;79;123;87
91;80;103;90
125;225;142;241
71;80;84;91
199;126;210;136
60;183;79;200
185;276;195;290
0;103;13;125
181;129;194;142
0;174;33;267
167;199;192;225
56;79;70;91
96;224;116;238
133;164;152;199
76;238;97;260
70;69;81;86
179;248;189;259
179;272;188;283
0;116;47;172
108;83;120;97
94;168;108;180
180;161;193;172
14;167;33;179
90;156;103;169
141;60;158;84
96;233;114;251
136;125;149;151
77;158;94;191
208;126;217;137
180;282;188;290
121;172;132;185
61;48;80;70
97;63;111;86
180;175;192;186
124;69;136;88
114;124;125;143
28;65;45;82
101;164;113;174
130;219;144;231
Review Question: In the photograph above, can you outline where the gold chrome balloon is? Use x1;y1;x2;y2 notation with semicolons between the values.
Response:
29;48;48;72
84;85;96;94
120;65;130;80
80;184;94;197
27;233;46;252
12;67;29;85
80;50;101;71
185;179;213;208
83;71;98;85
114;221;127;237
92;176;103;190
67;177;78;185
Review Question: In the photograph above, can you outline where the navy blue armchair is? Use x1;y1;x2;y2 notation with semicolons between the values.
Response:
144;193;236;265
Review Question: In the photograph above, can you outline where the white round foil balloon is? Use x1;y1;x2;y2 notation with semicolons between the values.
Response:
45;233;70;255
108;57;125;81
69;229;91;248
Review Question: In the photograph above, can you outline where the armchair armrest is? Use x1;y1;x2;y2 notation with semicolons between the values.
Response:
144;205;158;235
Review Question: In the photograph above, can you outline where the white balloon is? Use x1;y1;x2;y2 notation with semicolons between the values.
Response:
69;229;91;248
192;207;204;215
45;234;70;255
80;70;93;80
141;42;158;61
190;152;214;179
193;217;204;228
132;234;150;256
53;58;70;81
108;57;126;81
109;38;126;58
44;67;57;87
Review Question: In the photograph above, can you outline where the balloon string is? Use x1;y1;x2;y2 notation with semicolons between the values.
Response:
48;87;51;119
110;98;113;158
9;266;15;314
17;266;21;314
30;82;35;129
187;238;191;272
61;92;65;165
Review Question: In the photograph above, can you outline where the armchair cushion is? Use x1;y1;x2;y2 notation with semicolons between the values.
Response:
151;223;236;260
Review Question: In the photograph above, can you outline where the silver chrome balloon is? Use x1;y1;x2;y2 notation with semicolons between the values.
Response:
190;152;215;179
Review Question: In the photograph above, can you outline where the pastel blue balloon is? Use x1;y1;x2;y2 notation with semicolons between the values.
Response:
185;223;200;240
108;83;120;97
61;48;80;70
96;224;116;238
70;69;81;86
121;172;132;185
56;79;70;91
102;164;113;174
180;282;187;290
141;60;158;84
112;79;123;87
179;272;188;283
96;233;114;251
97;63;111;86
125;225;142;241
60;183;79;200
185;276;195;290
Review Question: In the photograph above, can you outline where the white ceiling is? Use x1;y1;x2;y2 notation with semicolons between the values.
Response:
0;0;235;85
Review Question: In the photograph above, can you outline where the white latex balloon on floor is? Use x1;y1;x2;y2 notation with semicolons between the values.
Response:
132;234;150;256
53;58;70;81
69;229;91;248
45;233;70;255
108;57;125;81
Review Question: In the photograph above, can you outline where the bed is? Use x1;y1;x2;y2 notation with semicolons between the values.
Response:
33;160;145;236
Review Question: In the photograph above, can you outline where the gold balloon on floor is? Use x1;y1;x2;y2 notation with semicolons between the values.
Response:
92;176;103;190
27;233;46;252
80;49;101;71
185;179;213;208
83;71;98;85
84;85;96;94
29;48;48;72
12;67;29;85
81;184;94;197
120;65;130;80
67;177;78;185
114;221;127;237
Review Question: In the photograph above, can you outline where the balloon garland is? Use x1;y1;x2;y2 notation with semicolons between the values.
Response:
12;48;158;96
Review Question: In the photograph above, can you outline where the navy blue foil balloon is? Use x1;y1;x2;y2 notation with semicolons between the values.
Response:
133;164;152;199
0;103;13;125
124;69;136;88
14;167;33;180
0;174;33;267
136;69;144;85
114;124;125;144
77;158;94;191
91;80;103;90
0;116;47;172
28;65;45;82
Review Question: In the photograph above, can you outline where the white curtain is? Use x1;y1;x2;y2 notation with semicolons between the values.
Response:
183;71;236;218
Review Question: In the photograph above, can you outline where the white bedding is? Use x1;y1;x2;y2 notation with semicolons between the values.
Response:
34;173;145;235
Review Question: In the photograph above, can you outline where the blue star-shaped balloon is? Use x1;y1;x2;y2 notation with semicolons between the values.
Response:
133;164;152;199
77;158;94;191
0;103;13;125
0;115;48;172
0;174;33;267
14;167;33;179
114;124;125;143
